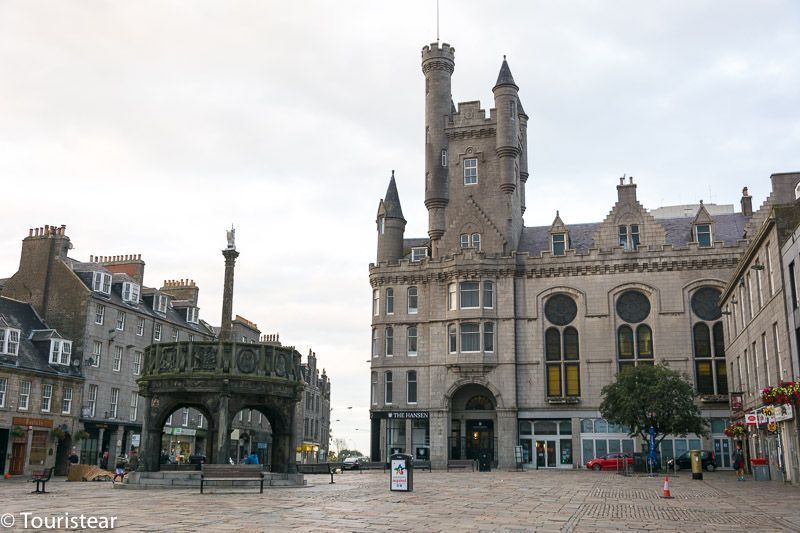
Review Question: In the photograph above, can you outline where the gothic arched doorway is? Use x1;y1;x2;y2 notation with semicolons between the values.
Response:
448;383;497;466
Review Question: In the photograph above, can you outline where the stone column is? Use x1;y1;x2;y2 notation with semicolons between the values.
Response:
497;409;518;469
219;248;239;342
23;428;34;476
96;428;105;467
429;410;448;469
138;397;161;472
214;395;231;464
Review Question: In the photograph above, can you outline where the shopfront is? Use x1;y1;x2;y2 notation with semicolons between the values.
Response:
371;410;430;462
519;419;573;468
580;418;634;466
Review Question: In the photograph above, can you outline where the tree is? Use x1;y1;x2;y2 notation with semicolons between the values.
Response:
599;364;707;449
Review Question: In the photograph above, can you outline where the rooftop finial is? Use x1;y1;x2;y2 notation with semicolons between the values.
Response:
226;225;236;250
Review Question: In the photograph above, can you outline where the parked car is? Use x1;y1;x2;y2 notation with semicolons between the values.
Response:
342;457;365;470
667;450;716;472
585;453;634;471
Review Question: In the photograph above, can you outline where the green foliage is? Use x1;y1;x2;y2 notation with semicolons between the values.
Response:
599;364;707;446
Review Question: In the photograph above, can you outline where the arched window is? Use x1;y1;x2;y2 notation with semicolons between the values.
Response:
544;294;581;398
385;327;393;356
384;371;393;404
691;288;727;395
616;291;653;372
407;326;418;356
465;395;493;410
407;287;418;314
386;288;394;315
407;371;417;404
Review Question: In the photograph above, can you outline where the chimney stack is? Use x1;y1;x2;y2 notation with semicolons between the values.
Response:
741;187;753;216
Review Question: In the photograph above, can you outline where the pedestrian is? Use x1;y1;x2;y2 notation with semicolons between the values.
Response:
733;445;746;481
112;454;127;484
100;449;109;470
68;448;79;464
244;452;259;465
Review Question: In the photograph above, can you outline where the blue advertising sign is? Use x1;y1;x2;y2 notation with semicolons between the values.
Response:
648;426;657;467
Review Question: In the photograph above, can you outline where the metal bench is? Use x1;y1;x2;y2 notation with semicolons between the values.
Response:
414;460;432;471
296;463;341;484
447;459;476;472
358;461;388;473
30;467;53;494
200;464;264;494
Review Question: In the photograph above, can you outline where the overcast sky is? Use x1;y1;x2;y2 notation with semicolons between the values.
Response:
1;1;798;453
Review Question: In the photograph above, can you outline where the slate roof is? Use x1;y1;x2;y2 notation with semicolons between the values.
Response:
401;212;750;257
383;174;405;220
70;261;214;337
494;57;518;89
0;296;82;378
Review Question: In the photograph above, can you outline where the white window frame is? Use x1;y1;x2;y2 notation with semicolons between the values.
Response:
112;346;123;372
459;323;481;353
459;281;480;309
0;377;6;408
186;307;199;324
371;372;377;405
153;323;162;342
198;413;204;428
92;272;112;294
182;407;189;426
460;234;469;249
385;327;394;357
407;287;418;314
372;328;378;358
19;380;30;411
87;384;98;417
95;304;105;325
407;370;417;404
471;233;481;251
373;289;380;316
463;158;478;185
110;387;119;418
407;326;418;356
411;247;428;262
695;224;712;247
484;321;495;352
136;317;145;336
441;149;447;167
386;288;394;315
384;371;393;405
157;295;168;314
0;328;21;356
132;351;143;376
552;233;566;256
482;281;494;309
122;282;140;303
41;384;52;412
92;341;102;367
49;339;72;365
116;311;126;331
62;387;72;414
130;391;138;421
172;329;179;342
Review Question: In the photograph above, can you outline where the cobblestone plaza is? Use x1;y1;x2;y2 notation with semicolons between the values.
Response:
1;470;799;531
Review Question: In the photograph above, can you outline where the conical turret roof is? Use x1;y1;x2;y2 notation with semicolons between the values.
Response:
383;171;405;220
494;56;518;90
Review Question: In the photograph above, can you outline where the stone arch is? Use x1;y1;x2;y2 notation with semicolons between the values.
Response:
533;285;587;321
157;401;217;466
445;378;504;410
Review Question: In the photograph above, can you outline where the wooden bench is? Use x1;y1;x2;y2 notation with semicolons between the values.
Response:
30;467;53;494
296;463;341;484
414;460;432;471
358;461;388;472
447;459;476;472
200;464;264;494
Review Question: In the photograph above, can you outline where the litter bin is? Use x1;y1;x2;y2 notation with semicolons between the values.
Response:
389;453;413;492
690;450;703;480
751;458;770;481
478;452;491;472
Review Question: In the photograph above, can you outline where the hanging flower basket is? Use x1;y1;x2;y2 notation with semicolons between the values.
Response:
75;430;91;442
51;427;66;441
761;381;800;405
10;426;25;438
724;423;746;438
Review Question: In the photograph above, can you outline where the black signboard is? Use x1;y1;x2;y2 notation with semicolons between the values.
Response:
371;411;429;420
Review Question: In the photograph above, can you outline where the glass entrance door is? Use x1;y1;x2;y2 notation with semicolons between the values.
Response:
713;437;731;468
535;440;557;467
465;420;494;461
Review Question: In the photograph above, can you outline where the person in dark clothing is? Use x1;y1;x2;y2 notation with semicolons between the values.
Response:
732;445;746;481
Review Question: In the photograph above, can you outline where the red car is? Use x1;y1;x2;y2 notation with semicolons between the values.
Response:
585;453;633;471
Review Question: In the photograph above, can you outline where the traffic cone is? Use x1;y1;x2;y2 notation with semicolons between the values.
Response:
662;475;672;499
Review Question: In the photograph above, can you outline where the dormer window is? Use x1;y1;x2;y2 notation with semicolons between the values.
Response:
618;224;640;251
122;282;140;303
0;328;21;356
552;233;567;256
464;158;478;185
92;272;112;294
49;339;72;365
156;295;168;314
695;224;712;248
186;307;199;324
411;247;428;262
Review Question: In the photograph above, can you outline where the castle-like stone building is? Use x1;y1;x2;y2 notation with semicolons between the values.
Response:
368;42;777;470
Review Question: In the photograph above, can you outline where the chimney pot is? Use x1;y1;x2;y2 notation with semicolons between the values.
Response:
629;176;633;184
